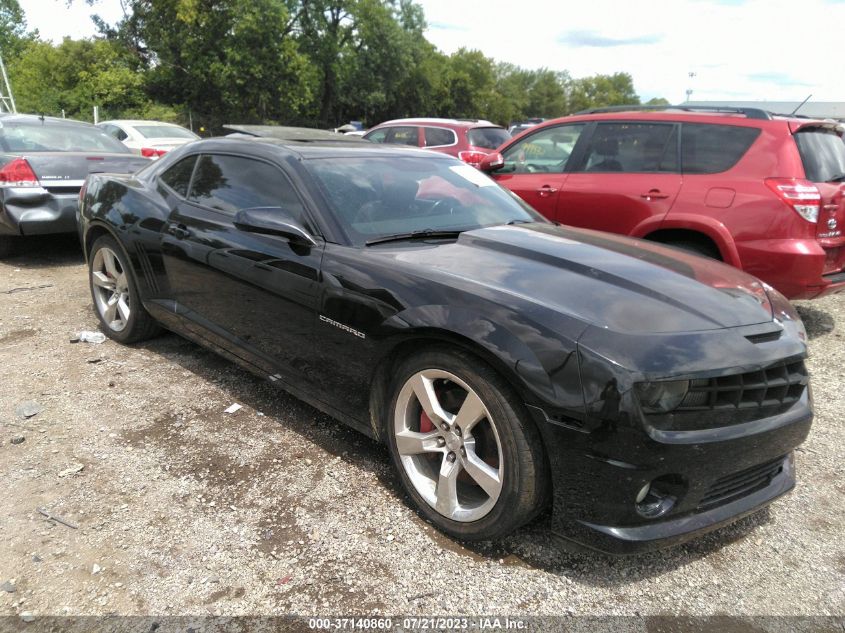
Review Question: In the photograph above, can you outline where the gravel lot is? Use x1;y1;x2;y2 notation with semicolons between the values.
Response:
0;235;843;622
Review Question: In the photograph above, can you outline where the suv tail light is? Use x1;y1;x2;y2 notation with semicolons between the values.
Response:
140;147;168;158
765;178;821;223
458;150;488;168
0;158;40;187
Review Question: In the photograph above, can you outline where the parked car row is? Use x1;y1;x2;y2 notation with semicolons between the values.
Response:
0;105;828;555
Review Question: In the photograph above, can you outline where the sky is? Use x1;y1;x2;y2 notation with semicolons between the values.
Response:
19;0;845;103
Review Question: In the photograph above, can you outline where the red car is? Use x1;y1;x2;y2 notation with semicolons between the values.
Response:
482;106;845;300
364;118;511;168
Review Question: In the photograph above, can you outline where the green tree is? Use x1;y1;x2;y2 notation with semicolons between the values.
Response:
568;72;640;113
7;38;150;120
0;0;28;59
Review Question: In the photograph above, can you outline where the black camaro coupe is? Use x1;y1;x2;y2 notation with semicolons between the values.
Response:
78;137;812;553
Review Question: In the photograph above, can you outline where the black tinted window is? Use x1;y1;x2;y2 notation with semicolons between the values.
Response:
578;123;678;173
0;122;129;153
159;156;197;197
467;127;510;149
794;129;845;183
424;127;455;147
188;154;309;226
387;127;419;146
681;123;759;174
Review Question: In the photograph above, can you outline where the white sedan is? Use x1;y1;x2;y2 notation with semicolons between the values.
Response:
96;120;199;158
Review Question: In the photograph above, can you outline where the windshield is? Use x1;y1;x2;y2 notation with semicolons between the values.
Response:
135;125;198;140
467;127;511;149
0;122;130;153
306;155;545;246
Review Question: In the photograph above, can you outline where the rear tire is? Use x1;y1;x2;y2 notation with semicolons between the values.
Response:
385;347;548;541
88;235;160;344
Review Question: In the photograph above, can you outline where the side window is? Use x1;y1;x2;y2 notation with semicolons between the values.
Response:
500;124;585;174
188;154;310;229
159;155;197;197
423;127;456;147
102;124;128;141
576;123;678;173
364;129;388;143
682;124;760;174
386;126;420;146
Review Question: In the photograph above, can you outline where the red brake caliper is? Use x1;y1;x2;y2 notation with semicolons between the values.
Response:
420;410;434;433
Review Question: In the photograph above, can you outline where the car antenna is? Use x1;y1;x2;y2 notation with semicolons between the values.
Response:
790;95;812;116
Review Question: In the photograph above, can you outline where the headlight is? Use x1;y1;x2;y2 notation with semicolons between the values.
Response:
635;380;689;413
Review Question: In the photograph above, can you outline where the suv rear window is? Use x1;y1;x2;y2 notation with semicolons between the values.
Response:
793;128;845;183
681;124;759;174
468;127;510;150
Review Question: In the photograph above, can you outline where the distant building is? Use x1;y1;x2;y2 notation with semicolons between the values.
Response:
686;101;845;121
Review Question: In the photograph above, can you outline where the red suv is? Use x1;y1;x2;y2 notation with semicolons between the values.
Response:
483;106;845;299
364;118;511;168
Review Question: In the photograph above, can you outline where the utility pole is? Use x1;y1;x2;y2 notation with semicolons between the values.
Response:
0;53;16;114
685;71;697;103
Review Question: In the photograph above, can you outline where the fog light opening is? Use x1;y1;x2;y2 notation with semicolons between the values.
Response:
635;482;677;519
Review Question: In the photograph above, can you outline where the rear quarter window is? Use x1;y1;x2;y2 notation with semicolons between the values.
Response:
423;127;456;147
793;129;845;183
681;123;760;174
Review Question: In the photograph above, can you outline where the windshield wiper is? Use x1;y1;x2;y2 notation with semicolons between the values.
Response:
505;219;533;225
365;229;466;246
827;173;845;183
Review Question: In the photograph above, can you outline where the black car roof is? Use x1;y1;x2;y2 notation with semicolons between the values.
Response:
194;136;454;161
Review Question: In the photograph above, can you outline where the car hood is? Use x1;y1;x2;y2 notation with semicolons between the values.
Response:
379;223;773;334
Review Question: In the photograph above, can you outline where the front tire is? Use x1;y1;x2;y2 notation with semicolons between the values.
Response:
88;235;159;344
385;347;548;541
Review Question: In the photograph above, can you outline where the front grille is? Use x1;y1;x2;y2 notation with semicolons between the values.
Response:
677;359;807;412
697;455;786;510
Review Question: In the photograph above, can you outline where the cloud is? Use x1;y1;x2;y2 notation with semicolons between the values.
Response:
557;30;662;47
428;21;468;31
747;72;811;87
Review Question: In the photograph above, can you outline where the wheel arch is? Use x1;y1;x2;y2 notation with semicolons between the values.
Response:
367;322;559;445
644;217;741;267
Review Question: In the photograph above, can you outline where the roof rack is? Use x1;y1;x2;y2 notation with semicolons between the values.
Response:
573;104;772;120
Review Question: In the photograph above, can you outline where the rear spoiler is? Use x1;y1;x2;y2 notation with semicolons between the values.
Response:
785;119;845;135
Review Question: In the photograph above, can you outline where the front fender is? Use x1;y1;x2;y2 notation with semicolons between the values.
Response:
380;304;586;417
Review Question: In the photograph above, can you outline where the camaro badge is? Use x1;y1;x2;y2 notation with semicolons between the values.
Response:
319;314;366;339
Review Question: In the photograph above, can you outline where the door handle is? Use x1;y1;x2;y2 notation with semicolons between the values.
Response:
537;186;559;197
167;223;191;239
641;189;670;200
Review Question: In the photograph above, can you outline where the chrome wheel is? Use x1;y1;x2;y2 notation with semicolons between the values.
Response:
394;369;504;522
91;246;131;332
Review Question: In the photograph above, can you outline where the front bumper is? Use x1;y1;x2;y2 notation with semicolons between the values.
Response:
0;187;80;236
555;453;795;555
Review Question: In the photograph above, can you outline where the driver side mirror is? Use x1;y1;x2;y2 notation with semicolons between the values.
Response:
478;152;505;173
234;207;317;247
